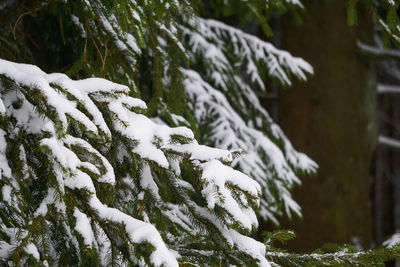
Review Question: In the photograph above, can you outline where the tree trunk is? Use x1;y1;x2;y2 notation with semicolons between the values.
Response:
276;0;376;251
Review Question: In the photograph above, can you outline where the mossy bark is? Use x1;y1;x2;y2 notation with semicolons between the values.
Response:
276;0;377;251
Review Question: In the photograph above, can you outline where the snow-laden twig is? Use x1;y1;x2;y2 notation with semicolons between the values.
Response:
383;232;400;248
378;84;400;94
379;135;400;151
357;41;400;60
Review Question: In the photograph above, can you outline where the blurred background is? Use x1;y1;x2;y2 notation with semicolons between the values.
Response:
255;0;400;258
201;0;389;253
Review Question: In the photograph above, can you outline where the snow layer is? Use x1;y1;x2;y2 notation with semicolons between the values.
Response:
183;68;317;222
383;232;400;248
73;208;96;247
0;58;270;266
0;58;181;266
179;15;317;222
25;243;40;260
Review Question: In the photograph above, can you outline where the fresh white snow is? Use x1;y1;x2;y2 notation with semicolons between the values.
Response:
0;58;275;266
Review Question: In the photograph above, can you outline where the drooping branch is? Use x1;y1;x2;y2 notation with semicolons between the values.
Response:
378;84;400;94
357;41;400;61
379;135;400;151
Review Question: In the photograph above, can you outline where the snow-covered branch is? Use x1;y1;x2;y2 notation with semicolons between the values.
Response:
181;17;313;89
183;68;317;223
357;41;400;61
377;84;400;94
0;58;270;266
178;16;317;222
378;135;400;151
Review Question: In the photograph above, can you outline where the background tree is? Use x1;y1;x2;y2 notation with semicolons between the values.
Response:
273;0;400;258
274;0;376;251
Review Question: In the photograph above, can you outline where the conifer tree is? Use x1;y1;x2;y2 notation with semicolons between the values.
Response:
2;0;317;225
0;0;399;266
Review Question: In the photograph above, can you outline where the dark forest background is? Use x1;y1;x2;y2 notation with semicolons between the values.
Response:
255;0;400;259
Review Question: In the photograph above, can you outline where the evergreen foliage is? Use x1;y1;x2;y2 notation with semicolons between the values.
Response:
1;0;317;224
0;0;398;266
347;0;400;47
180;16;317;222
0;58;267;266
263;230;400;266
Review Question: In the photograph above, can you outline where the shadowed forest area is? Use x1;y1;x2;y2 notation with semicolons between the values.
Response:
275;0;376;250
260;0;400;260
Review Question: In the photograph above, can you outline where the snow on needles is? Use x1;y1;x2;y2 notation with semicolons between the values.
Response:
179;15;317;223
0;58;269;266
383;232;400;248
181;17;313;89
183;68;317;223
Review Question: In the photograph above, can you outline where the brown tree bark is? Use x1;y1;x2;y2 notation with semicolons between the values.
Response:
276;0;377;251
